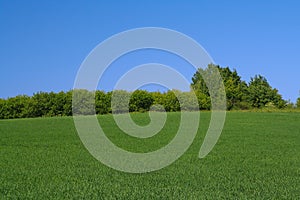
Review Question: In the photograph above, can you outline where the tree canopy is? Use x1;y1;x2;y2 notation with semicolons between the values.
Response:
0;64;296;119
191;64;286;110
297;96;300;109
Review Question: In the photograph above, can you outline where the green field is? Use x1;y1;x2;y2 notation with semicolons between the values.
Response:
1;112;300;199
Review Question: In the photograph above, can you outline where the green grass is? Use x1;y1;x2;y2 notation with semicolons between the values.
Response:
1;112;300;199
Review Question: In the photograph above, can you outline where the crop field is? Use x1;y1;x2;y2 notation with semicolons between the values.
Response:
1;112;300;199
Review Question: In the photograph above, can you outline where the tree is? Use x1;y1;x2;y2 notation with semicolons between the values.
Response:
191;64;247;110
176;91;198;111
150;91;166;111
72;89;95;115
0;98;8;119
163;90;180;112
30;92;52;117
111;90;131;114
220;68;249;110
95;90;111;115
62;90;72;116
248;75;286;108
285;100;295;109
129;90;153;112
10;95;32;118
297;96;300;109
46;92;62;116
151;92;165;105
195;90;211;110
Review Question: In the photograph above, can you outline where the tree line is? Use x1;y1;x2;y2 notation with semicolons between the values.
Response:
0;64;299;119
191;64;291;110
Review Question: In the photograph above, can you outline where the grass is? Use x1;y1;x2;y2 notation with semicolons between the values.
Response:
0;112;300;199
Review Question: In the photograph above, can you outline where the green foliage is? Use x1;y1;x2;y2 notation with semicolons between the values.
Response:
150;92;166;111
297;97;300;109
72;89;95;115
51;91;68;116
192;64;248;110
192;64;288;110
285;100;295;109
0;95;32;119
221;69;248;110
129;90;153;112
176;91;198;111
1;112;300;198
30;92;52;117
95;90;111;114
163;90;180;112
0;64;296;119
195;90;211;110
0;90;78;119
248;75;286;109
232;101;252;110
111;90;131;114
0;99;4;119
63;91;73;116
152;90;198;112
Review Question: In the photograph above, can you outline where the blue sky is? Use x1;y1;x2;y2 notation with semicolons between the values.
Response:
0;0;299;102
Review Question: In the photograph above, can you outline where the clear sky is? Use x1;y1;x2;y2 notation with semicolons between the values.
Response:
1;0;299;102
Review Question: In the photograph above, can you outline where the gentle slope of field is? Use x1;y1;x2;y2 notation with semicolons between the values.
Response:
1;112;300;199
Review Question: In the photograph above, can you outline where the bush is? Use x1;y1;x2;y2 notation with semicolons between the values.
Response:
111;90;131;114
95;91;111;115
129;90;153;112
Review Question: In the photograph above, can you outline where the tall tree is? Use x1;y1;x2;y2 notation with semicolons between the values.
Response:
248;75;286;108
129;90;153;112
191;64;248;110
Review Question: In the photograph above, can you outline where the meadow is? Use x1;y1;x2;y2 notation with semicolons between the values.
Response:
0;112;300;199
